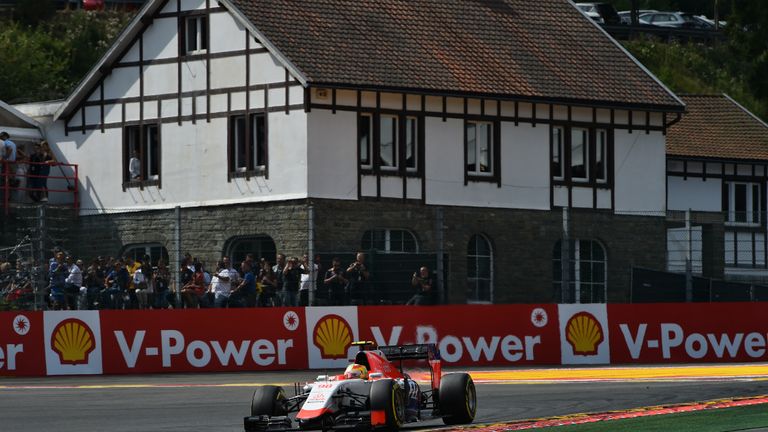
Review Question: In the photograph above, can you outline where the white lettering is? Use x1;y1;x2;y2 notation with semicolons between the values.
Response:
524;335;541;360
499;335;522;362
0;345;4;369
439;336;463;363
211;341;250;366
619;323;647;360
416;326;438;345
370;326;402;347
463;336;500;362
186;341;211;368
707;333;743;358
114;331;145;368
660;323;683;359
684;333;708;359
250;340;276;366
161;330;185;367
277;339;292;365
6;344;23;371
745;332;766;358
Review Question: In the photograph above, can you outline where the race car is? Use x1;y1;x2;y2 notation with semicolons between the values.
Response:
244;341;476;431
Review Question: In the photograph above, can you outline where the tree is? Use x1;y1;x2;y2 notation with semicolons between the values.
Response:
728;0;768;100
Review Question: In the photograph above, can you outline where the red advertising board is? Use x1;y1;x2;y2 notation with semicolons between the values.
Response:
99;308;308;374
0;311;44;376
609;303;768;363
357;305;561;366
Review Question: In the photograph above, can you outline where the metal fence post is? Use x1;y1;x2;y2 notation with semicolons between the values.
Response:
561;207;571;303
308;204;315;306
174;205;182;306
685;209;693;302
36;204;46;310
435;206;445;304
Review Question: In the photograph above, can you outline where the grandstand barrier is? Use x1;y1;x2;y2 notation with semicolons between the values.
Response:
1;303;767;376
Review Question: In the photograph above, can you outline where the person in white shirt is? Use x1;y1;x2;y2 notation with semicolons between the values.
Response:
300;254;318;306
133;265;151;309
210;261;232;308
129;150;141;180
64;256;82;310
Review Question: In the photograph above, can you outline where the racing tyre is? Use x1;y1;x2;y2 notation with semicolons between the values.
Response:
251;385;287;417
439;373;476;425
370;379;406;430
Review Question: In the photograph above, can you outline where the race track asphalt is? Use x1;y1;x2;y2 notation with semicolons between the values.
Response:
2;366;768;431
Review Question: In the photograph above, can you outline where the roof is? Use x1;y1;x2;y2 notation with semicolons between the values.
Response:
667;95;768;161
56;0;684;120
228;0;683;110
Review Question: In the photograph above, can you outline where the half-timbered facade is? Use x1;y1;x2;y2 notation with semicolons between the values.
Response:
667;94;768;283
37;0;685;303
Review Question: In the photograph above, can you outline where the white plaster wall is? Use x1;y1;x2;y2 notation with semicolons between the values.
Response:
306;110;358;200
143;63;178;96
613;130;666;213
210;12;246;53
142;18;178;60
501;122;550;209
667;177;722;212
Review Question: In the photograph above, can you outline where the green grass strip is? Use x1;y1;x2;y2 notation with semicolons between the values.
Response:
535;403;768;432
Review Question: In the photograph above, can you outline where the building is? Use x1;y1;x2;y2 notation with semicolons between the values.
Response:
667;94;768;284
30;0;685;304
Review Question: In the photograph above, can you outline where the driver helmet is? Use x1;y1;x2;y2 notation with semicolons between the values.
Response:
344;363;369;380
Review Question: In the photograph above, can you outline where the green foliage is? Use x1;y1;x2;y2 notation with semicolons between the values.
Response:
14;0;56;27
623;38;768;121
0;10;133;104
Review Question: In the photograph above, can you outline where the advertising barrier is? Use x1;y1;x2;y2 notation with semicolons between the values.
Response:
1;303;766;377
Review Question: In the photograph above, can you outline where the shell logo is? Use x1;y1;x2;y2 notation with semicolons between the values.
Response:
313;314;353;360
565;311;604;356
50;318;97;365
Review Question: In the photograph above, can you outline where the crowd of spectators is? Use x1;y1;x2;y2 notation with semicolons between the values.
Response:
39;248;436;310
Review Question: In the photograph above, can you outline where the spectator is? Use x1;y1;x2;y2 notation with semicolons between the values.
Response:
154;259;170;309
299;254;318;306
28;141;56;202
282;256;301;307
407;266;435;305
49;251;67;310
272;253;285;305
124;256;141;309
141;254;155;307
345;252;370;305
210;260;232;308
103;260;129;309
313;254;324;304
231;260;256;307
222;255;240;286
134;263;150;309
257;260;278;307
324;257;348;306
129;150;141;180
63;255;82;310
1;131;18;191
181;266;207;308
84;258;105;309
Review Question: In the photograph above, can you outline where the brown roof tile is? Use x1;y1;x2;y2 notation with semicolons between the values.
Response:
667;95;768;161
229;0;682;110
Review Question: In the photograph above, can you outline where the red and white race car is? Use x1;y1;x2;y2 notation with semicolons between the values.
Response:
244;342;476;431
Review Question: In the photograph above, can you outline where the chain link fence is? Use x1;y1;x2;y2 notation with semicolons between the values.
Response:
1;203;766;310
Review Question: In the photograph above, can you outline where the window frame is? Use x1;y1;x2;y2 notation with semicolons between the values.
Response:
358;113;424;177
120;243;170;267
467;233;494;304
182;15;208;56
225;235;277;268
464;119;500;185
551;125;613;188
725;181;761;226
123;124;161;189
553;239;607;304
228;112;268;179
361;229;419;254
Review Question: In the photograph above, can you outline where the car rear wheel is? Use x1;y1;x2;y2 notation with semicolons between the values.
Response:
251;385;287;417
440;373;476;425
370;379;406;430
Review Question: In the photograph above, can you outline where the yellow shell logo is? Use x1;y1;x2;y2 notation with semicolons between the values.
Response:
51;318;96;365
313;314;353;360
565;312;604;356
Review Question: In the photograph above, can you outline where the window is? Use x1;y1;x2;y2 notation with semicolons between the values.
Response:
595;129;607;182
123;124;160;186
121;243;169;267
552;126;564;179
725;182;761;225
358;114;422;174
466;121;493;176
571;127;588;181
362;229;418;253
553;239;606;303
380;115;398;170
359;114;372;168
184;16;208;55
229;113;267;176
226;235;277;267
467;234;493;303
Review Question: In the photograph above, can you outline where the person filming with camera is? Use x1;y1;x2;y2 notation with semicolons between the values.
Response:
407;266;435;305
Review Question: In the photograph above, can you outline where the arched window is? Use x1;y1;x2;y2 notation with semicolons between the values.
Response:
467;234;493;303
225;235;276;266
120;243;169;266
361;229;418;253
553;239;607;303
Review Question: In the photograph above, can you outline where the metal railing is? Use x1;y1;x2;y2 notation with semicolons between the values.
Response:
1;160;79;215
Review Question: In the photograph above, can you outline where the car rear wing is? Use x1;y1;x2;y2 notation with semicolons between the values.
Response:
379;343;440;361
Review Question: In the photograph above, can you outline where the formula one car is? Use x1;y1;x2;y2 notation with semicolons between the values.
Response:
244;341;476;431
